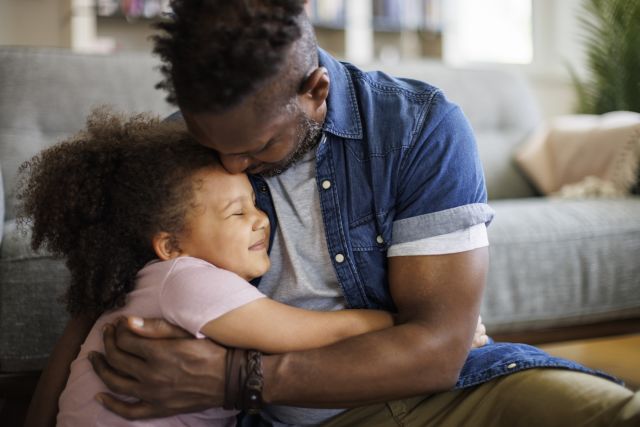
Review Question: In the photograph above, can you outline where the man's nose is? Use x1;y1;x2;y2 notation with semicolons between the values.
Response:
220;154;252;174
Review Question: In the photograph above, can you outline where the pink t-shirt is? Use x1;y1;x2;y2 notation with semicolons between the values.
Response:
57;256;266;427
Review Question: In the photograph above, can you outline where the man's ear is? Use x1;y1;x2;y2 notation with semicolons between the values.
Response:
152;232;182;261
298;66;330;112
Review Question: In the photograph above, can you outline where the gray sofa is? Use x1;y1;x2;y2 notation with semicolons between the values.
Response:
1;47;639;408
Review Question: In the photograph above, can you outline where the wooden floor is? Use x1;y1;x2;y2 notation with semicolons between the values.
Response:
539;333;640;390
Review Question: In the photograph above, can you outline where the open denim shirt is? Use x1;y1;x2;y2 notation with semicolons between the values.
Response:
170;49;618;388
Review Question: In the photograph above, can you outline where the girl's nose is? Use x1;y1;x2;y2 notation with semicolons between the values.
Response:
253;209;269;231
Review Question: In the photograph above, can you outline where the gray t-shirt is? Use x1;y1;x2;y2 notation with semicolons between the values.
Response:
258;144;348;426
256;139;489;426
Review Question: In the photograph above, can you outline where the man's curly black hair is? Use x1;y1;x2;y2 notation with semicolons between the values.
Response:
153;0;317;114
16;109;219;316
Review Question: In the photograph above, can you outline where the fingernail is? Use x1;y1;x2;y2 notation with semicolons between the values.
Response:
130;316;144;328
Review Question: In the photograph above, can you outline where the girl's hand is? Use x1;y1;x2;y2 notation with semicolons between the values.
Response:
471;316;489;348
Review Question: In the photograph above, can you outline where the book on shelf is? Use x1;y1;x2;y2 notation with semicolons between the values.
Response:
307;0;442;32
97;0;171;19
95;0;442;34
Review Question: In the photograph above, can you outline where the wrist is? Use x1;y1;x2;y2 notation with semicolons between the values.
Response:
261;353;287;405
223;349;267;413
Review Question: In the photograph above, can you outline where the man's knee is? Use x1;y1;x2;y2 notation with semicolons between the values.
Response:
489;369;639;426
322;369;640;427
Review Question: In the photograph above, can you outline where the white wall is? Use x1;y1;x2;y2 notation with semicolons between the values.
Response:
530;0;586;118
0;0;72;48
440;0;587;119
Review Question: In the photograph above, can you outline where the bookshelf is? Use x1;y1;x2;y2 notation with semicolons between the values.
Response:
89;0;442;60
306;0;442;60
96;0;170;20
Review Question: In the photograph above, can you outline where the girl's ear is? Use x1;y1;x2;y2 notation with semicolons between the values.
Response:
152;232;181;260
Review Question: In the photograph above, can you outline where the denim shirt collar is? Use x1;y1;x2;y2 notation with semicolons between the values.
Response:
318;49;363;140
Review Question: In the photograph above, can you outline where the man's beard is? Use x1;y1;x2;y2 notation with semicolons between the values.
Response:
260;112;324;177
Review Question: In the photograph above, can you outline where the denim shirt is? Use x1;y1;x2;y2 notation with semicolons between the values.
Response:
169;49;618;389
249;49;618;388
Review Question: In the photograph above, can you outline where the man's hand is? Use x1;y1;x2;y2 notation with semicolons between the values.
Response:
90;317;226;420
472;316;489;348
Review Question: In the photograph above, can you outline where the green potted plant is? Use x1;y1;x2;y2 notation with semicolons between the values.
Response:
570;0;640;114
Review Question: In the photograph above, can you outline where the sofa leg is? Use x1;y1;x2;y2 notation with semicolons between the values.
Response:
0;371;41;426
0;397;31;427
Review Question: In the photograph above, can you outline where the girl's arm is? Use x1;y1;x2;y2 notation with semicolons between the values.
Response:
201;299;394;354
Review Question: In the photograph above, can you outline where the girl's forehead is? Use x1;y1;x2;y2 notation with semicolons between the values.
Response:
192;167;253;199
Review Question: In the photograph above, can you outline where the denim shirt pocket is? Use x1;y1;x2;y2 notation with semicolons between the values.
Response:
349;213;396;311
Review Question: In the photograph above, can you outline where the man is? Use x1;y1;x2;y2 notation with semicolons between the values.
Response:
28;1;639;426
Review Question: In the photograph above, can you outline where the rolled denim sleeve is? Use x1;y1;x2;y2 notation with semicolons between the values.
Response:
392;92;494;245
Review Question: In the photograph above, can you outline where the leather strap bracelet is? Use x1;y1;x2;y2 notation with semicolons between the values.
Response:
223;347;245;410
223;348;264;414
244;350;264;414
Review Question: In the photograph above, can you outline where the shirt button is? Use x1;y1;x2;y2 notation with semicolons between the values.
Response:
507;363;517;369
335;253;345;263
322;180;331;190
376;235;384;244
260;185;268;193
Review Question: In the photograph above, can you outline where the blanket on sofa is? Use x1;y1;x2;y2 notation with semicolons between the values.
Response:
515;111;640;197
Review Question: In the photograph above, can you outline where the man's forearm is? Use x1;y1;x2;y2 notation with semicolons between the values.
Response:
262;321;470;407
261;249;488;407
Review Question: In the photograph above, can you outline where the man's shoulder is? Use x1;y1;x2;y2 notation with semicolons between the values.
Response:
346;62;443;103
319;48;442;101
338;64;460;136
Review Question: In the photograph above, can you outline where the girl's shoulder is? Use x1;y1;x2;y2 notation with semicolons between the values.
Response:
139;256;215;277
140;256;246;287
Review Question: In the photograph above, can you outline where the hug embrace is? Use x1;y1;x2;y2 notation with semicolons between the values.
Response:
21;1;640;426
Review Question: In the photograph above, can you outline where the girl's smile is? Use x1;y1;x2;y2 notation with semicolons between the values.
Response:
172;166;271;281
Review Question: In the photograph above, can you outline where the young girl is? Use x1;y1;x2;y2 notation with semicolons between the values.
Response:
17;110;394;426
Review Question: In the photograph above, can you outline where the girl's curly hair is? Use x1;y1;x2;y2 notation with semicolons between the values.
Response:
152;0;316;113
16;109;219;316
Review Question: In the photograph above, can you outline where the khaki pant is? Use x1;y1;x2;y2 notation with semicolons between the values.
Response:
322;369;640;427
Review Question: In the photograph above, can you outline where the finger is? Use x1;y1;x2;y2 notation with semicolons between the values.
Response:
102;323;148;374
90;352;143;398
477;322;486;336
97;393;170;420
124;316;192;339
471;334;488;348
110;320;183;361
479;335;489;346
475;334;489;347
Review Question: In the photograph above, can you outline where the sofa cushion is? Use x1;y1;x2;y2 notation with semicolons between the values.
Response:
475;130;538;200
482;197;640;333
0;220;69;372
0;47;174;221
